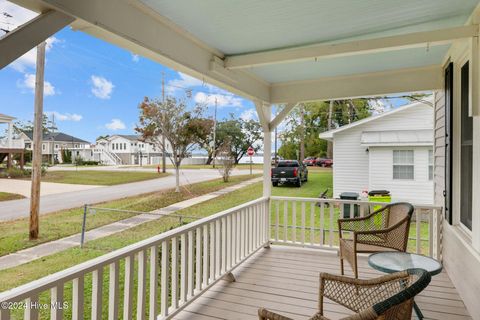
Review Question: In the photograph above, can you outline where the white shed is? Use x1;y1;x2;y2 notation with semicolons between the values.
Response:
320;100;434;205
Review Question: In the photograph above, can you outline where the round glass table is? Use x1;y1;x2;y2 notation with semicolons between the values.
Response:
368;252;442;319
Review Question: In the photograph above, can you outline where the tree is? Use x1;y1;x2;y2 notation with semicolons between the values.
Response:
12;114;53;135
136;96;211;192
216;139;235;182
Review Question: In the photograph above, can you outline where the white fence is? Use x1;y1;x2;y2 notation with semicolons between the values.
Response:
0;139;24;149
0;198;269;320
270;196;443;260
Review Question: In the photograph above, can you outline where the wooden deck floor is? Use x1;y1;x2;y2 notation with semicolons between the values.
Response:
174;246;471;320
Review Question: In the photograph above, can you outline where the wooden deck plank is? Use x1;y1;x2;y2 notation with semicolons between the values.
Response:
174;246;472;320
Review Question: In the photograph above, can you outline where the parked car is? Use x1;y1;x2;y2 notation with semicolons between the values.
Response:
316;158;333;167
271;155;284;166
271;160;308;187
302;157;317;166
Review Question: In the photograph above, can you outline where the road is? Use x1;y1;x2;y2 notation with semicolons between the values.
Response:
0;169;261;221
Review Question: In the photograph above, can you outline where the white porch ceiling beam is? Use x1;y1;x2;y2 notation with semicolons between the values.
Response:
11;0;270;103
255;101;270;132
269;103;296;131
225;25;479;69
271;65;443;104
0;10;74;70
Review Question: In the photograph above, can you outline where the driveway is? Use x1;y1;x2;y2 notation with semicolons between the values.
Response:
0;179;103;197
0;169;261;221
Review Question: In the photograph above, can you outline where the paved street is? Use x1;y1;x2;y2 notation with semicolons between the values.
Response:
0;169;261;221
0;179;103;197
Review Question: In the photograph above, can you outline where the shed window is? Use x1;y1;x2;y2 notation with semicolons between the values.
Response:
428;150;433;181
393;150;414;180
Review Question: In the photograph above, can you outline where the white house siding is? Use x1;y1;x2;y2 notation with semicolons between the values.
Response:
332;103;434;200
368;147;433;204
433;90;446;207
332;128;369;198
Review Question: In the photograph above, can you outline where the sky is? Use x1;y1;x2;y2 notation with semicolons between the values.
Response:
0;1;414;145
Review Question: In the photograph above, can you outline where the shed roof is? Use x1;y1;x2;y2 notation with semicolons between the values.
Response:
22;131;90;144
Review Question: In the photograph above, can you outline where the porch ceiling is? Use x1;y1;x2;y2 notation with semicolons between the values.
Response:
6;0;480;105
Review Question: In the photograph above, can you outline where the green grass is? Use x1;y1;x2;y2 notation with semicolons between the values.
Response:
38;170;169;185
0;192;24;202
0;174;259;257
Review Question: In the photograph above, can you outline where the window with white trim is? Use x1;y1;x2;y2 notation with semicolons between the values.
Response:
393;150;414;180
428;150;433;181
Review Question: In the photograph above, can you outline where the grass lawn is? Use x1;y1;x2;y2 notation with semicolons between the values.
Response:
0;192;25;202
38;170;169;185
0;174;259;257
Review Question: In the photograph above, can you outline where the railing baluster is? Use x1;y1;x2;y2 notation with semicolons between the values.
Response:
229;214;234;268
209;222;215;282
310;202;315;245
149;246;158;320
51;283;64;320
247;206;252;253
428;210;434;258
215;219;221;278
224;215;232;271
195;228;202;292
292;201;297;243
123;255;134;320
320;202;325;246
188;230;194;298
180;233;187;303
283;200;288;242
275;201;279;241
301;202;306;245
108;262;119;320
202;225;208;288
171;237;179;309
160;241;169;317
240;209;245;259
72;276;84;320
329;203;334;247
221;217;227;273
137;250;147;320
416;209;422;254
0;308;10;320
91;268;102;320
236;211;241;262
25;294;39;320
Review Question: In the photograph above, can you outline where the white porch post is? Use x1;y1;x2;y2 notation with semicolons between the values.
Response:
472;35;480;251
258;103;272;198
7;122;13;148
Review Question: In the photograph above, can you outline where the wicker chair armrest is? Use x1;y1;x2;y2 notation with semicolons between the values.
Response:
258;308;294;320
320;271;409;287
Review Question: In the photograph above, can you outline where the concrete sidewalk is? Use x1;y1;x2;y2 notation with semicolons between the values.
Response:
0;177;261;271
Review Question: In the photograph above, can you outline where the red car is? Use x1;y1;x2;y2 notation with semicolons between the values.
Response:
316;158;333;167
302;157;317;166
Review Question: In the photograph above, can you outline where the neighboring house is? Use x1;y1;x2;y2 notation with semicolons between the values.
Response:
19;131;91;163
0;113;25;168
320;100;434;205
94;135;170;165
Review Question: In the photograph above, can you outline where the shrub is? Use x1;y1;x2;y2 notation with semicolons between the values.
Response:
61;149;72;163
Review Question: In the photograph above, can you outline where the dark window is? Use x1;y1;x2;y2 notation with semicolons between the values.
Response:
460;61;473;230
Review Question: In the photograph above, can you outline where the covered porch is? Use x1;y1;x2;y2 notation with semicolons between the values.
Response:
1;0;480;319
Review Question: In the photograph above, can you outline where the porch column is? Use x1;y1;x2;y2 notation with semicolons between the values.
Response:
473;36;480;251
7;122;13;148
260;104;272;198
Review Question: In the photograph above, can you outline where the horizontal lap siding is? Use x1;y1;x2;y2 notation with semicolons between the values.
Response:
434;90;446;208
369;147;434;204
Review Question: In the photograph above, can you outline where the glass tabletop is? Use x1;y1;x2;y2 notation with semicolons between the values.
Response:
368;252;443;276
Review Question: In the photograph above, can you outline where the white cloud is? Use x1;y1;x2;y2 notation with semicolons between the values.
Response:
91;75;114;99
105;119;126;131
194;92;242;108
131;53;140;62
46;111;82;122
9;36;60;72
240;108;257;121
18;73;56;96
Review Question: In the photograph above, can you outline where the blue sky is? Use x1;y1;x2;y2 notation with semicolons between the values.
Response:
0;1;256;143
0;1;415;144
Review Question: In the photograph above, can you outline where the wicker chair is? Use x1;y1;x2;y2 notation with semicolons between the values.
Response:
258;268;431;320
338;202;414;278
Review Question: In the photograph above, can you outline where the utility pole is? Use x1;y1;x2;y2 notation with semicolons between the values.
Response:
51;113;56;166
274;105;278;166
30;41;46;240
161;72;166;173
299;103;305;163
212;97;218;168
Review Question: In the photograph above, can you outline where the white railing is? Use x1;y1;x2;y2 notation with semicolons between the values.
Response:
0;198;269;320
92;148;123;165
0;139;24;149
269;196;443;261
